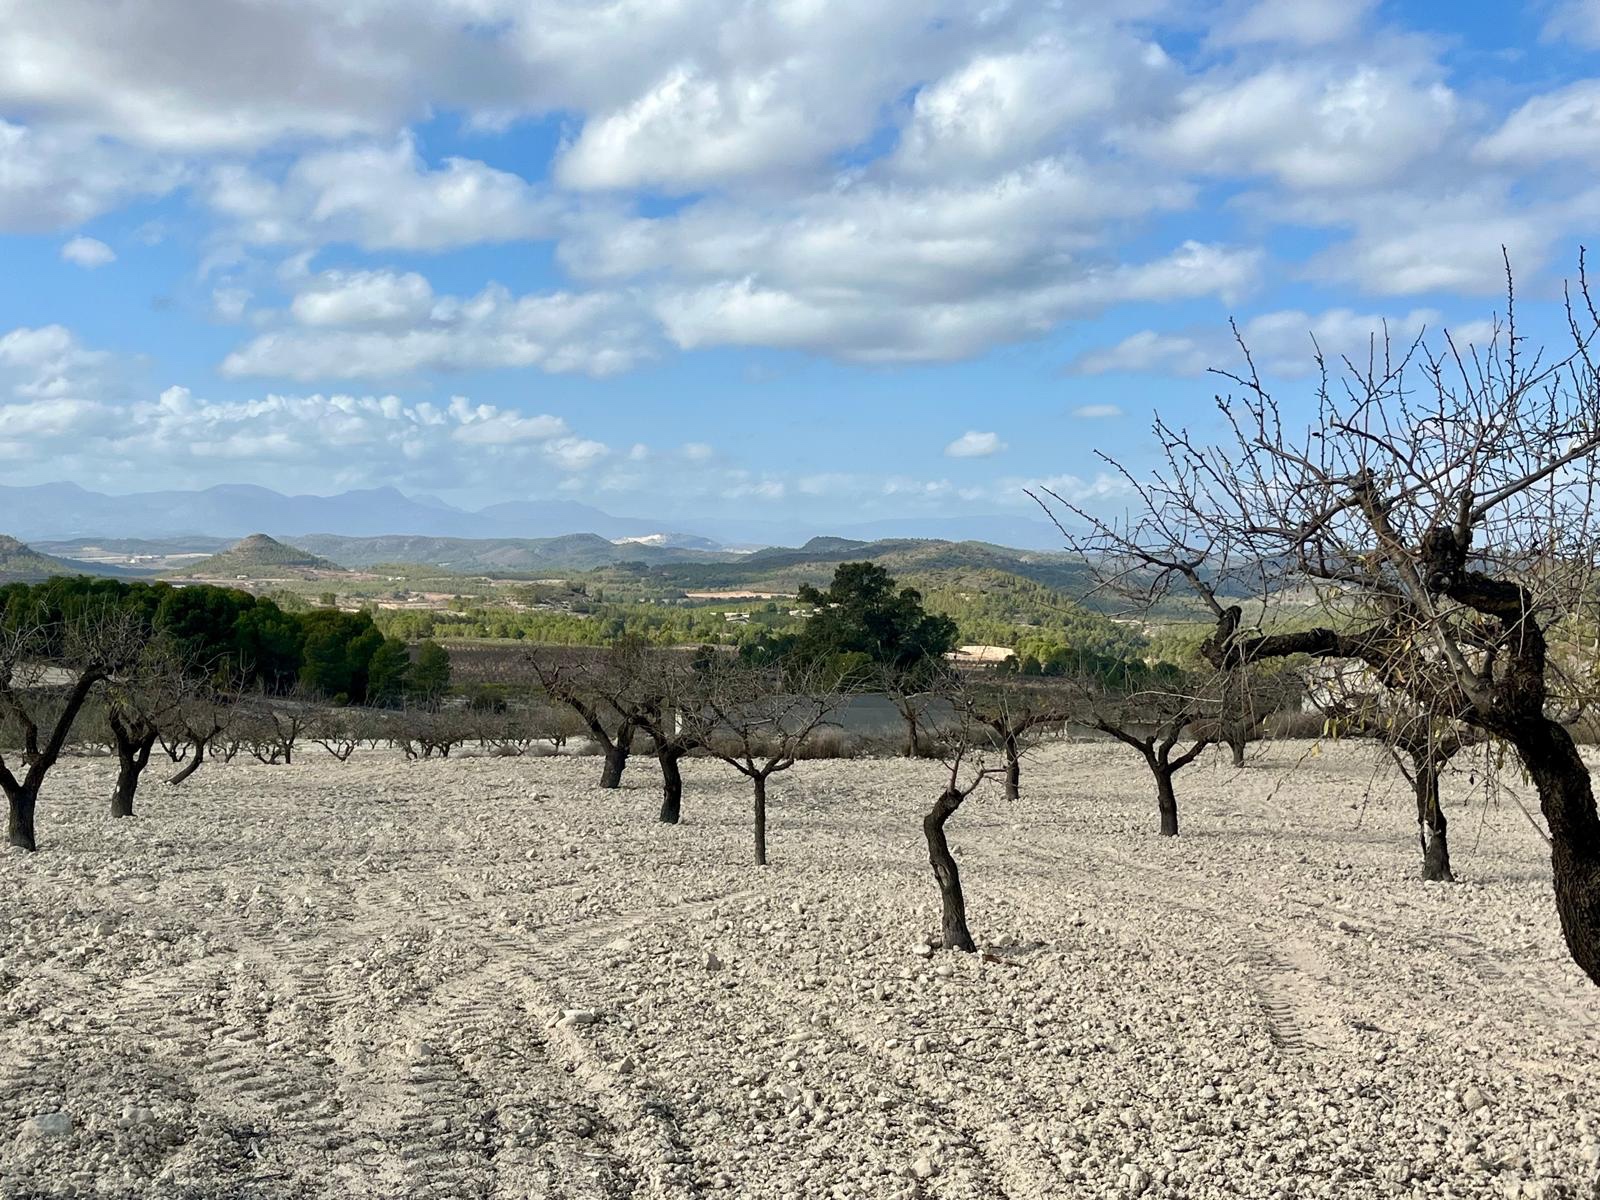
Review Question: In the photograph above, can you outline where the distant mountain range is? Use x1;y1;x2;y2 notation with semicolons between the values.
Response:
0;483;1070;551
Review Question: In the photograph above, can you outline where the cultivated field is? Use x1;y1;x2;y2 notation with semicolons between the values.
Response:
1;743;1596;1199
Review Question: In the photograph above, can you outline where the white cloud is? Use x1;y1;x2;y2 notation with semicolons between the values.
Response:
60;236;115;268
551;4;976;191
944;430;1005;458
1069;306;1473;377
1478;81;1600;165
1141;61;1457;190
1071;404;1123;418
0;121;177;232
210;137;556;251
1544;0;1600;47
224;281;654;381
290;269;435;326
1213;0;1377;47
893;31;1174;177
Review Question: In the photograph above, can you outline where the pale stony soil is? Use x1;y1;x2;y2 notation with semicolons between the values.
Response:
1;740;1597;1200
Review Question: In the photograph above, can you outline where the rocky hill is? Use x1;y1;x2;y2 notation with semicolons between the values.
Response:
176;534;344;579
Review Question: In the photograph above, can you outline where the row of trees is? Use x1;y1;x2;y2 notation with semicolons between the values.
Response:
0;577;450;849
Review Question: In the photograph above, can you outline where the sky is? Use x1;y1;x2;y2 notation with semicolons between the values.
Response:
1;0;1598;526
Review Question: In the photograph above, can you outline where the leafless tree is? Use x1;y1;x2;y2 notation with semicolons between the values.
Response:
103;640;195;818
1036;257;1600;984
308;706;366;761
687;658;839;865
163;681;239;786
528;645;647;788
1311;663;1484;882
962;675;1072;801
0;603;144;849
628;652;703;825
922;692;1008;953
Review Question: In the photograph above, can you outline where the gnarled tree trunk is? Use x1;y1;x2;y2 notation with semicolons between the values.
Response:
1003;731;1021;801
1155;765;1179;837
1508;718;1600;984
6;789;36;851
167;739;207;785
923;786;975;952
1415;765;1452;882
658;748;685;824
599;720;634;789
111;729;157;819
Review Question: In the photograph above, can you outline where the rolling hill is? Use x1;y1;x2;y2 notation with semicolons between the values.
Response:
0;535;92;582
292;532;741;573
175;534;345;579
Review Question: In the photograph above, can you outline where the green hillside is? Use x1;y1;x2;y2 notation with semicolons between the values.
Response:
176;534;343;578
0;535;98;582
293;532;740;572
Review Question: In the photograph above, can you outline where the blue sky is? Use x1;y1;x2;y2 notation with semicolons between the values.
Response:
1;0;1598;525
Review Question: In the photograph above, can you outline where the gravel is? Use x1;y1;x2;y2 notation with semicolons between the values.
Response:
0;740;1595;1199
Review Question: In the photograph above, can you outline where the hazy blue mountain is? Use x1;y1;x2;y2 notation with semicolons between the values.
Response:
1;482;1075;551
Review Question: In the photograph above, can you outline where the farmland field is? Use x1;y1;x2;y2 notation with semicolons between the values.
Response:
1;742;1595;1199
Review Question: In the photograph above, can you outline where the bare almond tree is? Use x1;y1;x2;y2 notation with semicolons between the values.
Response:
528;645;647;789
1;603;144;849
1036;258;1600;984
963;676;1072;801
923;713;1007;953
688;657;839;865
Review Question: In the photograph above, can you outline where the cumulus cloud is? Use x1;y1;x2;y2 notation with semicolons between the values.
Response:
290;269;435;326
1212;0;1377;47
209;137;558;252
1067;306;1507;377
1478;81;1600;165
892;30;1174;178
59;235;115;268
1140;60;1457;191
223;281;654;381
944;431;1005;458
0;121;177;232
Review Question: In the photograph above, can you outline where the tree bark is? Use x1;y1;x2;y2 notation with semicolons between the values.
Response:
1003;731;1021;801
1155;765;1179;837
599;721;633;789
658;749;684;824
167;739;207;785
1228;730;1247;768
6;789;36;851
111;729;156;819
753;774;768;866
1415;766;1453;882
923;787;975;952
1503;718;1600;984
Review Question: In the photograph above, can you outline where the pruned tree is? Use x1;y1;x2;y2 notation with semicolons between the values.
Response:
528;645;644;789
922;692;1007;952
962;675;1072;801
628;652;702;825
163;682;238;786
103;640;195;818
0;601;144;849
1037;258;1600;984
1311;662;1483;882
687;657;839;865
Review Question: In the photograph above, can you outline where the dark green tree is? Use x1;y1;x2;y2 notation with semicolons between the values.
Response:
409;640;452;704
795;563;959;677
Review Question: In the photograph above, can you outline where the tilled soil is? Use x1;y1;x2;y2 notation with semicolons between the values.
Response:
0;740;1596;1199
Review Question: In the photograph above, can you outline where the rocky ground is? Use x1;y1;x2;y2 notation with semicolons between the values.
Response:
0;740;1596;1200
